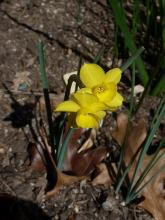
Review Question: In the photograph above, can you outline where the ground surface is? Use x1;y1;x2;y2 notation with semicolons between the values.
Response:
0;0;157;219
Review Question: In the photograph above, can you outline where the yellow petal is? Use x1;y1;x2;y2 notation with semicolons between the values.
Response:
72;92;99;107
93;83;116;103
93;110;106;119
76;87;92;94
89;102;108;112
55;100;80;112
80;63;105;88
106;92;123;110
104;68;122;84
76;110;99;128
75;89;107;111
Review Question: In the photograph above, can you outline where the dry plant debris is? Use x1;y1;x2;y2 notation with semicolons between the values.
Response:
92;163;112;186
111;112;165;220
28;126;107;197
63;128;108;176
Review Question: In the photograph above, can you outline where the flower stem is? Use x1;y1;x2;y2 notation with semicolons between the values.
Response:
57;128;75;170
37;40;56;161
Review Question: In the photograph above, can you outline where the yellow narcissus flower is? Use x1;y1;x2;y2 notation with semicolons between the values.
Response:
55;92;106;128
80;63;123;110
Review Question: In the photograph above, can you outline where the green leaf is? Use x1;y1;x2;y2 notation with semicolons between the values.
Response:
107;0;149;86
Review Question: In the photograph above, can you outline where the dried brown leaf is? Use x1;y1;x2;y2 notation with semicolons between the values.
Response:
139;151;165;220
46;170;86;197
64;146;108;176
78;128;97;153
111;112;165;220
111;112;129;145
27;124;86;198
64;128;107;176
63;128;82;171
92;163;112;186
27;142;45;171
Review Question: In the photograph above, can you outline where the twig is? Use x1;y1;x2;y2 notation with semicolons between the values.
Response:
0;178;16;196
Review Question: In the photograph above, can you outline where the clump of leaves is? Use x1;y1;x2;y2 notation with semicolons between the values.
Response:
35;41;141;196
35;41;124;196
108;0;165;95
35;40;165;220
110;108;165;220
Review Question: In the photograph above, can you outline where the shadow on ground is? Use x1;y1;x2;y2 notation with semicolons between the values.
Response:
0;193;51;220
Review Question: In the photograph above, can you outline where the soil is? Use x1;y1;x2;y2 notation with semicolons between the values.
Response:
0;0;158;220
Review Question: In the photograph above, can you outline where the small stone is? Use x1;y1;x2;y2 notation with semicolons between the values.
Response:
0;148;5;154
73;188;79;194
30;182;35;187
74;205;79;213
102;196;117;211
94;212;98;217
54;214;59;219
9;147;12;152
39;24;44;29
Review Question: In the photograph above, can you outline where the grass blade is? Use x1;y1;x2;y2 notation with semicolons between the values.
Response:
115;146;141;194
128;138;165;195
150;96;165;130
129;63;136;117
151;74;165;95
120;47;145;72
93;46;105;64
37;40;56;159
126;97;165;199
107;0;149;85
129;159;165;204
57;128;75;170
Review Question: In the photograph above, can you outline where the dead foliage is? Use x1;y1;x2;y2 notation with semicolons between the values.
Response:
92;163;112;186
63;128;108;176
111;112;165;220
28;126;107;197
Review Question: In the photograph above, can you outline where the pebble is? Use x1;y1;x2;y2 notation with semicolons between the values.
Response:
54;214;59;220
74;205;79;213
73;188;79;194
102;196;117;211
39;24;44;29
9;147;12;152
0;148;5;154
